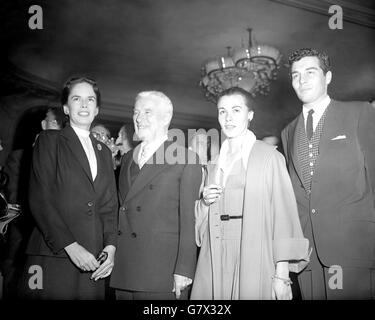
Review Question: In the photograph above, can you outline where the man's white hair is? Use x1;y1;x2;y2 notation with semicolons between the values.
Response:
135;91;173;115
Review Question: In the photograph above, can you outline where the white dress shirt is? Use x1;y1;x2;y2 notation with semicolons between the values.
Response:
138;134;169;169
71;125;97;180
303;95;331;131
217;129;256;187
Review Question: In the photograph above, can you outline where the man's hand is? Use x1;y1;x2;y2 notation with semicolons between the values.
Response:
91;245;116;281
172;274;192;299
64;242;99;271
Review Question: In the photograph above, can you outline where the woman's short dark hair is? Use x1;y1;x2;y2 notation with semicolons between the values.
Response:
288;48;331;75
61;76;101;107
217;87;254;111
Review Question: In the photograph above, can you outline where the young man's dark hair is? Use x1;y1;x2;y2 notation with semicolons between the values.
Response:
288;48;331;75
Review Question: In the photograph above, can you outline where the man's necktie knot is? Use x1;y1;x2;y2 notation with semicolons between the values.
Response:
306;109;314;140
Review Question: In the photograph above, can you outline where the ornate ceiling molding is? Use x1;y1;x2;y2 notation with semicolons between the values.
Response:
2;62;218;129
1;60;60;99
269;0;375;28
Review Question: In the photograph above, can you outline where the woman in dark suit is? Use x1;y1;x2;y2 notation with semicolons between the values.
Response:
22;77;118;299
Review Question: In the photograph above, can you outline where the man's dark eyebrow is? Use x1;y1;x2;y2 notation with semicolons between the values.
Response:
291;66;319;74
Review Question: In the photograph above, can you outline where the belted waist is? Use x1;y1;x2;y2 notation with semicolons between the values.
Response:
220;214;242;221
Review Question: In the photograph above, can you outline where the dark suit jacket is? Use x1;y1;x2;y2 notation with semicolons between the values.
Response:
281;100;375;269
110;141;202;292
26;125;118;258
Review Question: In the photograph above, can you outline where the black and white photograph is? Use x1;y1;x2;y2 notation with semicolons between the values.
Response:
0;0;374;315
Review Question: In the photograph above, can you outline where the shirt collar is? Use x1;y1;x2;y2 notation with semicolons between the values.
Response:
303;95;331;120
71;124;91;138
218;129;256;171
139;134;168;158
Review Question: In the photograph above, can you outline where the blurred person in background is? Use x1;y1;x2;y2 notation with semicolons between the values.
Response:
91;123;111;143
115;124;134;157
112;124;135;181
1;106;66;299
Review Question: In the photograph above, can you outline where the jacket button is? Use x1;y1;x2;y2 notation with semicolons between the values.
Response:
118;230;122;236
136;206;141;212
120;206;126;213
131;232;137;238
311;209;316;214
87;201;94;207
87;210;93;216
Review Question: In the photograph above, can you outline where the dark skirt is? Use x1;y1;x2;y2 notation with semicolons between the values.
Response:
19;255;105;300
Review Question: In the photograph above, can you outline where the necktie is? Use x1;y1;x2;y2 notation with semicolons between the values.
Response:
306;109;314;140
138;145;149;169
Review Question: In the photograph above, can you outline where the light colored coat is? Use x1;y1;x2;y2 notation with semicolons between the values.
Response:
191;141;309;300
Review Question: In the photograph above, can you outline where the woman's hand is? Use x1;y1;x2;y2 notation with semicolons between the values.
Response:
91;245;116;281
271;277;293;300
202;184;223;206
64;242;99;271
272;261;292;300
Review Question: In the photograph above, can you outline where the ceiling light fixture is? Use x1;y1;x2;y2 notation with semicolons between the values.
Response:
199;28;282;102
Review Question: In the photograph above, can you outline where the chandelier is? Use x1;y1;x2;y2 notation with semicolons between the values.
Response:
199;28;282;102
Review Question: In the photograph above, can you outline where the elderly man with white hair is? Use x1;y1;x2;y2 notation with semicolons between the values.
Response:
110;91;201;300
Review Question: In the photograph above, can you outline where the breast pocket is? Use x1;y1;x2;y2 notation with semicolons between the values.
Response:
326;138;363;180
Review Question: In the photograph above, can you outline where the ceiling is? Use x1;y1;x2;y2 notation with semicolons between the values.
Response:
1;0;375;138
